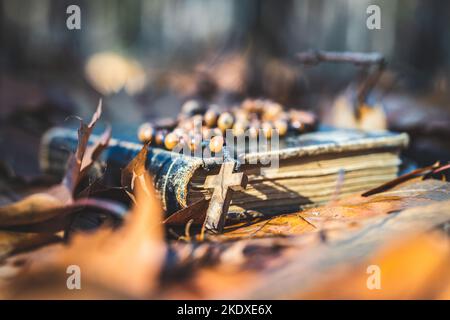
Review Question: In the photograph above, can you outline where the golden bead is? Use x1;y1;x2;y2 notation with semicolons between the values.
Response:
242;99;256;112
261;122;273;139
274;119;288;136
188;140;199;152
204;109;219;128
183;121;193;131
201;126;210;140
232;120;248;137
191;115;203;128
203;127;222;140
155;130;166;146
137;123;154;143
181;99;202;116
253;99;265;113
164;132;180;150
188;134;202;152
209;135;224;153
211;128;223;137
173;127;185;137
234;109;249;122
247;126;259;139
233;127;245;137
217;112;234;131
242;98;264;114
263;102;283;121
180;115;202;134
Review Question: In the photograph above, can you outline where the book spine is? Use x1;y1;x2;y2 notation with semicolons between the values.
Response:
39;128;206;214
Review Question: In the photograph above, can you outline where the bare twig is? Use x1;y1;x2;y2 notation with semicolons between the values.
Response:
362;162;440;197
296;50;385;66
296;50;386;107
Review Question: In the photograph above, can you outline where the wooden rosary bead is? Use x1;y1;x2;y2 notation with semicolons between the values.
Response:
232;121;247;137
187;133;202;152
201;126;210;140
241;99;257;113
254;99;267;114
178;133;191;152
217;112;234;131
247;125;259;139
274;119;288;136
164;132;180;150
181;120;194;131
233;110;251;128
263;102;283;121
209;135;224;153
181;99;203;116
204;109;219;128
191;114;203;126
188;139;200;152
137;123;154;143
203;127;222;139
155;130;167;146
173;127;186;137
211;127;223;137
139;99;317;154
261;122;274;139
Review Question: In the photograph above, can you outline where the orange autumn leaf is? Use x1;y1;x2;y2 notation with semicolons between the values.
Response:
220;179;450;240
5;171;165;299
302;231;450;299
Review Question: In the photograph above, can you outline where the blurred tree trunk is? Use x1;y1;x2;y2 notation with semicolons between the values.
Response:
230;0;295;98
401;0;450;91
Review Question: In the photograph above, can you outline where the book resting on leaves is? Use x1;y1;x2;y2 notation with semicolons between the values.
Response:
40;127;408;219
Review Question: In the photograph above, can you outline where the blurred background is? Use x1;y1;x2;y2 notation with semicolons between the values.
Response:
1;0;450;179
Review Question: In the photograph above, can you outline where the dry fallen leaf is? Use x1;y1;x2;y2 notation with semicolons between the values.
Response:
302;231;450;299
2;135;166;299
219;179;450;240
224;198;450;299
164;198;210;227
0;231;60;260
5;171;165;299
0;101;105;227
120;142;149;200
0;101;124;260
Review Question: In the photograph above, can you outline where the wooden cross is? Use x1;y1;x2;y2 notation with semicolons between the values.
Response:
203;161;248;233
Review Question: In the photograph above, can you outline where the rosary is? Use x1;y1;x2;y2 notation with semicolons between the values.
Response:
137;98;318;155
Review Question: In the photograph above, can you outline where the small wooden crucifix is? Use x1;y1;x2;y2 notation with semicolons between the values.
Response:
203;161;248;233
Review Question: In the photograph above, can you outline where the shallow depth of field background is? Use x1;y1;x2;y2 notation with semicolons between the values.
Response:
1;0;450;177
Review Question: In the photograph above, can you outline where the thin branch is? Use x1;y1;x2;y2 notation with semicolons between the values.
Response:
296;50;386;106
296;50;385;67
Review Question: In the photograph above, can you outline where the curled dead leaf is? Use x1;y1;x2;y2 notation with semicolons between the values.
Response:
0;101;120;259
120;142;149;195
6;171;165;299
0;231;60;260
